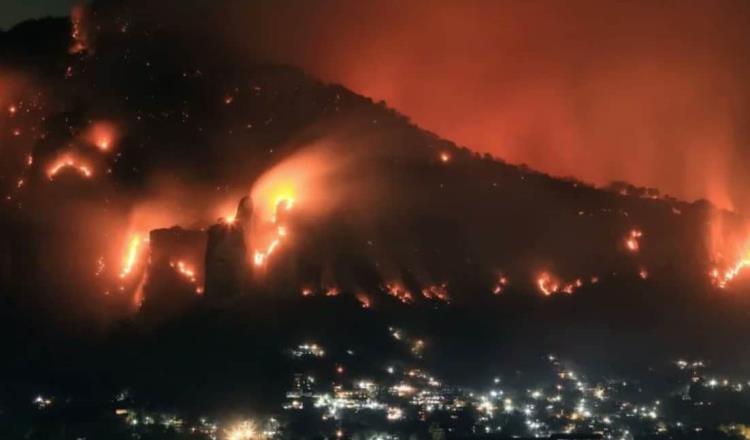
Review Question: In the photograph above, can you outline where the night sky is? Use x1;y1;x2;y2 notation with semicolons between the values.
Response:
0;0;82;30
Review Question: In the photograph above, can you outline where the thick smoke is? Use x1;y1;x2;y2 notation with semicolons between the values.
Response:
201;0;750;213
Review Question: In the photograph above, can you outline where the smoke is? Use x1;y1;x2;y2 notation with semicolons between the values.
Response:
199;0;750;213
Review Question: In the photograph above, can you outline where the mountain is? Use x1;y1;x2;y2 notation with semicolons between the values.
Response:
0;0;749;413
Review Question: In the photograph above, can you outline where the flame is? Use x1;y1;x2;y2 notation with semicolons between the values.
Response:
385;283;414;304
120;234;145;279
356;292;372;308
69;4;90;54
536;272;559;296
171;260;196;282
492;274;509;294
422;283;449;302
710;254;750;289
439;152;451;163
707;214;750;289
624;229;642;252
561;278;583;294
170;260;203;294
252;196;293;267
84;121;119;152
537;272;589;296
47;154;93;180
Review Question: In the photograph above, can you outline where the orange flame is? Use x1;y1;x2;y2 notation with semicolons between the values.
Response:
120;234;145;279
252;197;293;267
624;229;642;253
492;274;509;294
170;260;203;294
47;154;93;180
385;283;414;304
85;121;119;152
422;283;449;302
710;256;750;289
356;293;372;308
537;272;590;296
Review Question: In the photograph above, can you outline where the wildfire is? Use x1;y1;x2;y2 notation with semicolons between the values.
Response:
710;255;750;289
639;268;649;279
625;229;643;252
171;260;196;282
120;235;145;278
561;278;583;294
84;121;119;152
69;5;90;54
537;272;587;296
253;197;293;267
253;238;280;267
439;152;451;163
537;272;559;296
47;155;93;180
324;286;340;297
422;283;449;302
706;217;750;289
492;275;509;294
385;283;414;304
356;293;372;308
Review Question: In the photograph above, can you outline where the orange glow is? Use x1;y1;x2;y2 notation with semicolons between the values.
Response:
325;286;340;297
639;268;649;279
710;255;750;289
561;278;583;294
69;5;90;54
537;272;589;296
171;260;196;282
385;283;414;304
47;154;93;180
706;215;750;289
537;272;559;296
238;1;749;212
301;287;313;297
84;121;119;152
8;105;16;115
120;234;145;279
170;260;203;294
252;194;294;268
624;229;643;252
492;275;509;294
356;293;372;308
248;146;357;276
422;283;449;302
439;152;451;163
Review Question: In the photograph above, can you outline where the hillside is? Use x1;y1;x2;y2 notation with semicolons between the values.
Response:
0;0;749;414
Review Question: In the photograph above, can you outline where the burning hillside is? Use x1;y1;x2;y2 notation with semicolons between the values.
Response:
3;3;750;427
0;1;750;330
